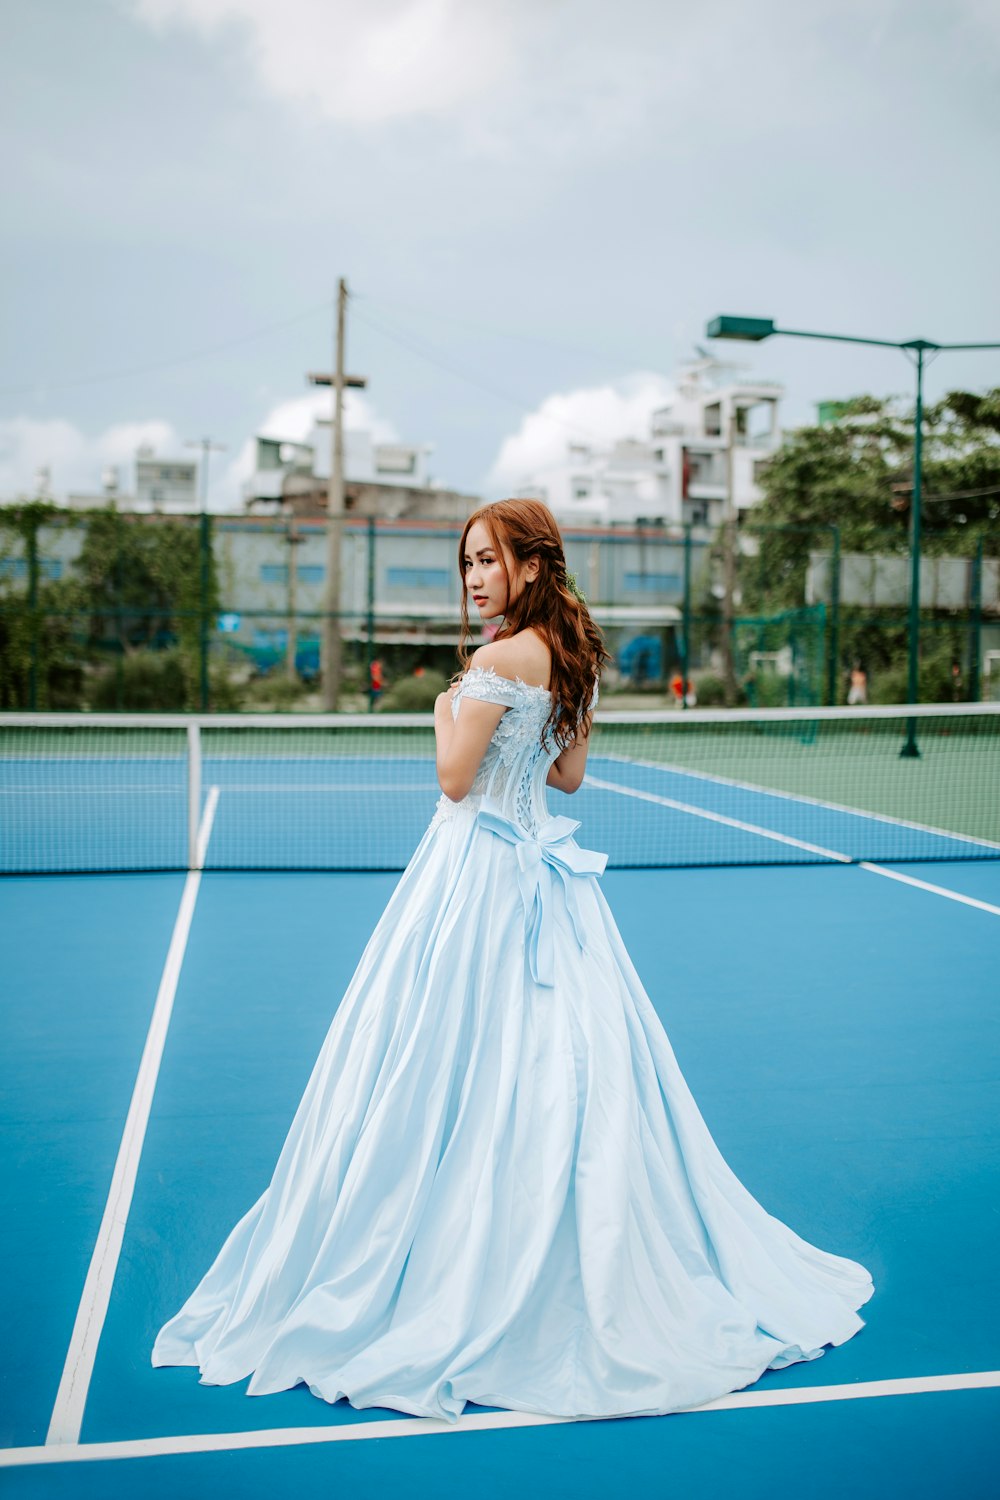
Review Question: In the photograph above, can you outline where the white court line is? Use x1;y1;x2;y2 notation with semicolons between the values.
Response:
597;750;1000;854
583;775;852;863
216;783;441;793
4;1370;998;1468
0;784;440;795
44;788;220;1447
0;787;185;795
859;863;1000;917
586;773;1000;913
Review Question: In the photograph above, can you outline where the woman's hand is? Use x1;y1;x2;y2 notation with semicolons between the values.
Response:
434;684;459;717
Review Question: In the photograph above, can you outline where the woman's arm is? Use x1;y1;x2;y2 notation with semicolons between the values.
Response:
434;687;507;802
546;723;591;793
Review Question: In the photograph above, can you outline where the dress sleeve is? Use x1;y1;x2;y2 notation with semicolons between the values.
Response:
457;665;521;709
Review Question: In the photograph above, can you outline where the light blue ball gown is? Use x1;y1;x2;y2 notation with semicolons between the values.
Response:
151;665;874;1421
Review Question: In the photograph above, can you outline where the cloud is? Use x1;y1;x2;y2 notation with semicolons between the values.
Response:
0;415;181;501
485;373;674;499
0;390;401;513
125;0;519;126
121;0;1000;156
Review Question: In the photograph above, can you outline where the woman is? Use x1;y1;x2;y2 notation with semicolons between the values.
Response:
152;499;873;1421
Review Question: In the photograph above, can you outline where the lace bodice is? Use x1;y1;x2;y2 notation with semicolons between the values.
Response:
431;665;597;835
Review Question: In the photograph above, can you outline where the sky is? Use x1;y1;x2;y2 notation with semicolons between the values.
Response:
2;0;999;510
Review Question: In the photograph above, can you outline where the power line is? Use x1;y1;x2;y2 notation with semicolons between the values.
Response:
354;288;634;370
350;302;603;443
0;298;333;398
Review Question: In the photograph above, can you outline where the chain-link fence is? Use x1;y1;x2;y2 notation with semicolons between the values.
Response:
1;505;996;711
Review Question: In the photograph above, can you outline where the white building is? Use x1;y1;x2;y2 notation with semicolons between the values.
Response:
520;357;783;529
243;417;434;513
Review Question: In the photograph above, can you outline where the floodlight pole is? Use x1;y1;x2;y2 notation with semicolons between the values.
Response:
705;316;1000;757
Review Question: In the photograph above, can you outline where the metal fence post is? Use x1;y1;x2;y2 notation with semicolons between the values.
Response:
26;515;39;711
681;525;692;709
366;517;376;711
970;535;983;702
199;512;211;711
827;523;841;705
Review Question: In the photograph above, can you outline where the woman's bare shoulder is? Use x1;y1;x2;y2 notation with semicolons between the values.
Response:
470;631;550;689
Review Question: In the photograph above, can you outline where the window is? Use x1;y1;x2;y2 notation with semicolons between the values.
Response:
0;558;62;580
297;564;324;584
386;566;450;588
260;564;288;583
623;572;681;592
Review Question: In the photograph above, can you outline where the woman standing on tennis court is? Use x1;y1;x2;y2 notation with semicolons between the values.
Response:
152;498;873;1421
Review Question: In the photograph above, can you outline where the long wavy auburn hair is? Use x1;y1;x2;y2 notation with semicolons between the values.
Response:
456;498;610;750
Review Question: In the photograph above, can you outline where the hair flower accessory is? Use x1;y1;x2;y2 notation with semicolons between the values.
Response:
564;571;587;606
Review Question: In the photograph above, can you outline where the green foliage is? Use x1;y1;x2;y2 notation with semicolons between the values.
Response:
378;669;449;711
0;593;86;709
743;389;1000;613
693;673;728;706
0;503;86;708
90;649;189;711
0;505;221;710
241;672;316;711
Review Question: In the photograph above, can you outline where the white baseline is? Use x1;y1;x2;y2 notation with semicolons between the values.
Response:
1;1370;996;1468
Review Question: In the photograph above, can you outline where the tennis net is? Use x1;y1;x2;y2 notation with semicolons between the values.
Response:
2;704;998;875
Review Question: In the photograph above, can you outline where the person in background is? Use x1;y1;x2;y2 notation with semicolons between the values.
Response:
847;663;868;706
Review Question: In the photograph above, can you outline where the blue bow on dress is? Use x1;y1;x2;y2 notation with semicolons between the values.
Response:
475;797;608;987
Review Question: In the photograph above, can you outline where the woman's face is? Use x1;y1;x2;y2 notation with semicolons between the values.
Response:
463;519;521;621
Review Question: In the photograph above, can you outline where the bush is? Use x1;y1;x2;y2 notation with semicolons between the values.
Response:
378;669;449;711
241;671;316;711
693;674;728;707
90;649;189;710
868;640;964;705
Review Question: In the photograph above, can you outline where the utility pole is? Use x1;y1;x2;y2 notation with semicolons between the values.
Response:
310;280;366;710
184;437;226;711
184;437;227;512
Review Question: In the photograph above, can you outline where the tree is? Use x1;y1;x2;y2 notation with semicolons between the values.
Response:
741;388;1000;613
0;505;218;710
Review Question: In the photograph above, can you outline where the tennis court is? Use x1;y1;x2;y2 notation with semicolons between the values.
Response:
2;703;998;1497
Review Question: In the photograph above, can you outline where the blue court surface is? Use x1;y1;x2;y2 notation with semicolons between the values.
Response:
2;766;999;1495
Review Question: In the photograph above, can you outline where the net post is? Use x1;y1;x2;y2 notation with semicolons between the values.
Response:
187;721;203;870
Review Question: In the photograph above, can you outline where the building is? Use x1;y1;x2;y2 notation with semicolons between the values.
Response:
242;417;479;523
518;356;783;529
59;446;200;514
